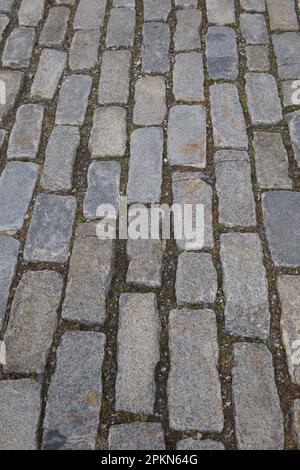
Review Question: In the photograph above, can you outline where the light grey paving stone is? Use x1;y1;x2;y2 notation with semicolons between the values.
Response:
167;105;206;167
41;126;80;191
266;0;298;31
240;0;265;11
18;0;45;26
69;30;100;71
106;7;135;48
89;107;126;158
24;194;76;263
144;0;171;21
2;27;35;68
210;84;248;149
74;0;106;30
0;236;19;328
214;151;256;227
31;49;66;100
127;127;163;204
246;45;270;71
220;233;270;338
4;271;63;374
7;104;43;160
98;50;131;104
0;0;14;12
240;13;268;44
55;75;92;126
176;252;217;305
172;172;213;250
177;439;225;450
0;71;24;123
277;276;300;386
291;400;300;448
42;331;105;450
168;308;223;432
173;52;204;102
245;73;282;125
83;161;121;218
174;9;201;51
133;76;166;126
39;6;69;47
287;110;300;166
272;33;300;80
141;22;170;73
109;423;165;450
56;0;75;4
253;132;292;189
206;26;238;80
127;239;165;288
281;80;298;107
175;0;197;6
115;293;161;414
262;191;300;267
0;162;38;234
232;343;284;450
62;223;115;325
0;379;41;450
206;0;235;25
114;0;135;6
0;14;9;42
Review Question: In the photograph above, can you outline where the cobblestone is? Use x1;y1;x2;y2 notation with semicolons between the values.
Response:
39;6;69;47
18;0;45;27
133;76;166;126
108;423;165;450
69;30;100;71
73;0;106;30
106;7;135;48
142;21;170;73
173;52;204;102
240;0;265;11
0;15;9;42
246;45;270;71
174;9;201;51
127;239;165;288
0;236;19;328
177;439;225;450
0;0;14;12
206;0;235;25
89;107;127;158
98;50;131;104
55;75;92;126
245;73;282;125
0;71;24;122
31;49;66;100
2;27;35;69
144;0;171;21
292;400;300;448
272;33;300;79
240;13;268;44
266;0;298;31
206;26;238;80
286;110;300;166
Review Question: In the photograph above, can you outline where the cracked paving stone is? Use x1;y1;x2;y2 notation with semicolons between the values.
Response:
0;162;39;234
98;50;131;104
206;0;235;25
240;13;268;45
173;52;204;102
246;45;270;71
39;6;69;47
174;9;201;51
41;126;80;192
232;343;284;450
2;27;35;69
7;103;44;160
176;252;218;305
245;73;282;125
286;110;300;167
69;30;100;71
62;223;115;325
0;15;9;42
141;21;170;73
106;7;135;48
115;293;161;415
4;271;63;374
168;308;224;432
220;233;270;338
55;75;92;126
24;194;76;263
0;235;19;328
272;33;300;79
0;0;14;12
144;0;171;21
133;76;166;126
18;0;45;26
127;238;165;288
262;191;300;267
31;49;67;100
177;439;225;450
89;107;127;158
42;331;105;450
0;379;41;450
292;400;300;448
240;0;265;11
206;26;238;80
0;71;24;123
108;423;165;450
73;0;106;30
214;151;256;227
266;0;298;31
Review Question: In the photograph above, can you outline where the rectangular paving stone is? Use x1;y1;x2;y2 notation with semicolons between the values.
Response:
0;380;41;450
232;343;284;450
292;400;300;448
127;239;165;288
108;423;165;450
220;233;270;338
0;14;9;42
262;191;300;267
272;33;300;79
206;26;238;80
89;107;126;158
127;127;163;204
98;50;131;104
214;151;256;227
0;162;39;234
133;76;166;126
206;0;235;25
281;80;297;107
4;271;63;374
24;194;76;263
69;30;100;71
7;104;44;160
41;126;80;191
253;132;292;189
246;45;270;71
2;27;35;69
172;172;213;250
210;84;248;149
173;52;204;102
18;0;45;26
83;161;121;218
177;438;225;450
115;293;161;414
0;0;14;12
266;0;298;31
56;0;75;4
114;0;135;5
74;0;106;30
144;0;171;21
174;9;201;51
0;71;24;123
168;308;224;432
240;13;268;44
175;0;197;6
62;223;115;325
31;49;66;100
141;22;170;73
55;75;92;125
39;6;69;47
106;7;135;48
0;236;19;328
42;331;105;450
287;110;300;166
240;0;265;11
245;73;282;125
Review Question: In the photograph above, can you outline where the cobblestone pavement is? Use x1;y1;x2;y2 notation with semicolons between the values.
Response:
0;0;300;451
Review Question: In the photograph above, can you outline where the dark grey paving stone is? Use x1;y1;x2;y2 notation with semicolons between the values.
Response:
98;50;131;104
144;0;171;21
206;26;238;80
31;49;67;100
2;27;35;68
240;13;268;44
108;423;165;450
174;9;201;51
0;235;19;328
245;73;282;125
73;0;106;30
272;33;300;79
39;6;69;47
55;75;92;125
141;22;170;73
